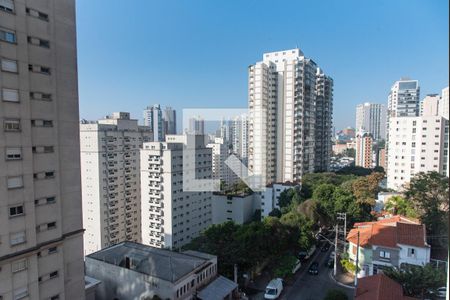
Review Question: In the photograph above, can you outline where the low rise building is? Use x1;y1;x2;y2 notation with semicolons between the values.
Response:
355;131;374;168
259;182;300;217
212;192;258;224
346;216;430;278
85;242;237;300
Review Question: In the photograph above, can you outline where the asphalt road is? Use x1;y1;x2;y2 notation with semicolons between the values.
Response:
283;247;354;300
250;245;354;300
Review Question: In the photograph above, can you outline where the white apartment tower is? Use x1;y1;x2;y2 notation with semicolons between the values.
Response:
206;137;238;187
355;102;387;141
248;49;333;185
232;114;249;163
0;0;85;299
140;135;213;249
387;93;449;189
80;112;152;254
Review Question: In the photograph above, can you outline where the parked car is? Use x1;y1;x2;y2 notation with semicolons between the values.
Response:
326;257;334;268
321;243;330;252
298;245;316;260
291;259;302;274
308;261;319;275
264;278;283;299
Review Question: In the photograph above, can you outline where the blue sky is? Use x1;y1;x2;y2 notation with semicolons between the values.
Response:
76;0;449;130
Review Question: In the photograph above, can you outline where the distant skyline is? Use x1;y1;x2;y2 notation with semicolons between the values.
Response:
76;0;449;130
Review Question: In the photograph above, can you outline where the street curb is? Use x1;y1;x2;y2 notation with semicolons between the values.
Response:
328;270;355;289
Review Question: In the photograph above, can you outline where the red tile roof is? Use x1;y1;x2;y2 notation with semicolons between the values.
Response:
356;274;416;300
347;215;428;248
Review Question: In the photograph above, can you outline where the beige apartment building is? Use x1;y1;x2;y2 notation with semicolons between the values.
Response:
0;0;85;299
80;112;152;255
248;49;333;186
140;135;213;249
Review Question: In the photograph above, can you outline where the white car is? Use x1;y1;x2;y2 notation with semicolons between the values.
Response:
264;278;283;299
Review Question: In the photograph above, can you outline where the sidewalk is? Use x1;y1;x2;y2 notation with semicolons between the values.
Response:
330;264;355;288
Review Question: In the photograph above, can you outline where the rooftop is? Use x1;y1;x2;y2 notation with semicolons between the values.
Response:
87;242;215;283
356;274;416;300
347;216;428;248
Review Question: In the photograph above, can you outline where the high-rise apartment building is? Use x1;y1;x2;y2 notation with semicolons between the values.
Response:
420;94;440;117
315;69;334;172
80;112;152;254
440;87;449;120
387;79;420;118
232;114;249;163
143;104;164;141
188;116;205;135
248;49;333;185
355;102;387;141
206;137;237;187
140;135;213;249
355;131;374;169
0;1;85;298
162;106;176;135
386;115;449;190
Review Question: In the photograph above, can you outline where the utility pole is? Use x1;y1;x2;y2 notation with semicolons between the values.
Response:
234;264;238;283
354;231;360;287
334;224;338;276
337;212;347;252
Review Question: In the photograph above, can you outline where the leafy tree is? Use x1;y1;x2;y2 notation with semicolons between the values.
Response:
336;166;373;176
405;172;449;246
384;195;417;218
383;264;447;298
278;188;302;209
250;209;261;222
323;289;349;300
273;255;298;278
351;172;384;206
313;184;336;223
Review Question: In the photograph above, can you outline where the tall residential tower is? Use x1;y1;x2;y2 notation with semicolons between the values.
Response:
80;112;152;254
355;102;387;141
0;0;85;298
248;49;333;185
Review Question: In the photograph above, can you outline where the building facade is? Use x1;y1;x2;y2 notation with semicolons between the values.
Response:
347;216;430;278
211;193;258;225
248;49;333;186
140;135;213;249
259;182;299;218
355;102;387;141
0;1;85;298
232;114;249;164
143;104;166;142
80;112;152;254
163;106;177;135
386;115;449;190
387;79;420;118
355;131;374;169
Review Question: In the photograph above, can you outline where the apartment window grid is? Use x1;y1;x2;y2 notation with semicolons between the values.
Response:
0;27;16;43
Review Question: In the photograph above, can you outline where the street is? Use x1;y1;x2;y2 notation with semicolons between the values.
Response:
250;245;354;300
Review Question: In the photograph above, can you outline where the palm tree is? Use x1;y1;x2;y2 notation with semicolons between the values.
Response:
384;195;417;217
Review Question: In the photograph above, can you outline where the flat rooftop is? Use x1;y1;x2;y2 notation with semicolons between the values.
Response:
87;242;215;283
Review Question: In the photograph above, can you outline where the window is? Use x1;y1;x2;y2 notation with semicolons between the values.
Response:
0;28;16;43
50;296;60;300
30;91;52;101
4;119;20;131
379;250;390;259
48;246;57;254
9;205;24;217
407;248;416;257
27;36;50;48
13;287;28;300
7;176;23;189
31;119;53;127
2;88;19;102
6;147;22;160
12;259;27;273
28;64;51;75
0;0;14;12
26;7;49;21
10;231;26;245
47;221;56;229
49;270;58;278
1;58;18;72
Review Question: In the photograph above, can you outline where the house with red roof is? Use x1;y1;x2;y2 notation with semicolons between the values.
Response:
355;273;416;300
346;215;430;278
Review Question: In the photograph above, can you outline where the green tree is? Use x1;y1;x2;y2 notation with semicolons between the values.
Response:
323;289;348;300
268;208;282;218
384;195;417;218
405;172;449;245
273;255;298;278
383;264;447;298
313;184;336;223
